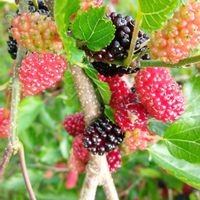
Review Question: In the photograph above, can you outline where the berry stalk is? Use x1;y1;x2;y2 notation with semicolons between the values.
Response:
0;7;28;178
124;11;143;66
140;54;200;68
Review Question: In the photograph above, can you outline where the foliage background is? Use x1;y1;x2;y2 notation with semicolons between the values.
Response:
0;1;200;199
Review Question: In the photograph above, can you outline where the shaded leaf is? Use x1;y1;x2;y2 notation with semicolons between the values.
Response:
149;144;200;189
164;76;200;163
84;66;111;105
54;0;85;64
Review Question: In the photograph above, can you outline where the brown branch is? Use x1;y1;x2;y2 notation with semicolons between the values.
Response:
19;143;36;200
0;145;13;177
71;66;119;200
100;155;119;200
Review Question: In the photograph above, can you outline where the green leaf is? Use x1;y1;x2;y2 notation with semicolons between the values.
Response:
84;66;111;104
182;76;200;119
148;119;170;136
138;0;179;32
59;137;69;159
104;105;115;123
39;106;56;131
63;69;81;112
164;121;200;164
164;76;200;164
139;168;161;178
149;144;200;189
54;0;85;64
71;7;115;51
40;143;62;165
1;170;43;192
18;96;43;133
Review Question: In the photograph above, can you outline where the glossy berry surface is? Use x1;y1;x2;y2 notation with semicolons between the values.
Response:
114;94;148;132
64;112;85;137
0;108;10;139
106;149;122;173
123;127;154;153
99;75;130;110
19;53;67;96
37;0;50;15
150;0;200;63
72;136;90;163
87;12;149;62
7;36;18;59
92;62;139;77
83;115;124;155
135;67;186;122
11;12;62;53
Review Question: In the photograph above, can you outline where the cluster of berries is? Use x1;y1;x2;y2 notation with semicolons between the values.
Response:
7;0;49;59
19;53;67;96
63;112;122;175
100;67;186;153
150;0;200;63
87;12;149;62
86;12;150;77
0;108;10;139
11;12;62;53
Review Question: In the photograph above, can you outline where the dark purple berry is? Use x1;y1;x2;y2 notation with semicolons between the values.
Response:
7;36;18;59
86;12;150;62
83;115;124;155
92;62;139;77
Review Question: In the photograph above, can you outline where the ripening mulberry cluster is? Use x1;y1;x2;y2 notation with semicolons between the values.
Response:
11;12;62;53
106;149;122;173
87;12;149;62
63;112;85;137
7;0;49;59
63;112;123;172
0;108;10;139
86;12;149;77
135;67;186;122
19;53;67;96
83;114;124;155
100;65;186;153
150;0;200;63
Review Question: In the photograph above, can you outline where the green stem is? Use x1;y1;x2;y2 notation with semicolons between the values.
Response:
140;54;200;68
9;47;26;146
124;12;143;66
0;0;28;178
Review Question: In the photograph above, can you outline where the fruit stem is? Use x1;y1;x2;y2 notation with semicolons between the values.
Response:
0;1;28;177
19;143;37;200
140;54;200;68
124;10;143;66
